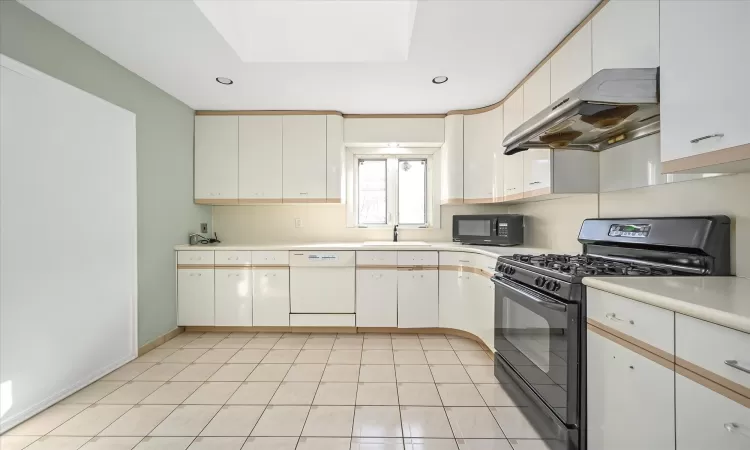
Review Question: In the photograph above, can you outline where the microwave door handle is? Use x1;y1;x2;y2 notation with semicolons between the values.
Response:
492;277;567;313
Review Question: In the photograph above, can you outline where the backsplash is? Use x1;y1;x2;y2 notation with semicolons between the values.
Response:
213;204;509;244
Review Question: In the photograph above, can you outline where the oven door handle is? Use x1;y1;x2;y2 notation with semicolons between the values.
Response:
492;276;568;312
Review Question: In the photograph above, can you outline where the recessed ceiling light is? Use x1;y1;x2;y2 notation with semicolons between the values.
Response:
216;77;234;85
432;76;448;84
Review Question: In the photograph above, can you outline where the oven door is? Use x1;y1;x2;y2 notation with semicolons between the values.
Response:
493;276;579;427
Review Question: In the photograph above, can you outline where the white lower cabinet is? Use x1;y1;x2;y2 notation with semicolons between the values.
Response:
177;269;214;326
252;268;290;326
587;327;675;450
214;269;252;326
471;275;495;349
356;269;397;327
676;372;750;450
398;269;438;328
438;268;466;331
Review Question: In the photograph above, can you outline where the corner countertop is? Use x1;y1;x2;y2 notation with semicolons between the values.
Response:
174;242;550;260
583;276;750;334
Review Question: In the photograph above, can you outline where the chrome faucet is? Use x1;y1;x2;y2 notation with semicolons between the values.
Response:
393;224;399;242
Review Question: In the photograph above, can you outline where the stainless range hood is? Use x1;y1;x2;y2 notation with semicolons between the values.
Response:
503;68;659;155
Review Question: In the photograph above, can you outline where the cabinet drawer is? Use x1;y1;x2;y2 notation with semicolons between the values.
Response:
290;251;355;267
177;251;214;266
252;251;289;266
676;314;750;395
439;252;475;268
676;372;750;450
398;251;438;266
215;251;252;266
356;251;397;266
587;288;674;357
290;314;355;327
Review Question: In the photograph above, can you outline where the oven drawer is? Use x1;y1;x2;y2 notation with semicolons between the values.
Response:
676;314;750;394
587;288;674;357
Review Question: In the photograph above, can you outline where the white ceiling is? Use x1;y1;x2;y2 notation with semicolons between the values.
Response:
19;0;598;113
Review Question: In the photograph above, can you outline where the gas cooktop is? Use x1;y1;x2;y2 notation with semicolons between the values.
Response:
508;253;677;276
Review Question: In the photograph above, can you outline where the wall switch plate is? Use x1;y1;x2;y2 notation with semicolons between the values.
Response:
294;218;303;228
200;223;208;233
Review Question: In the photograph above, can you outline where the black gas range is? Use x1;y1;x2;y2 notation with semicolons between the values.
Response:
491;216;731;450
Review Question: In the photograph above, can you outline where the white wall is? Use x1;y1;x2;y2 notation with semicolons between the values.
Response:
0;56;137;431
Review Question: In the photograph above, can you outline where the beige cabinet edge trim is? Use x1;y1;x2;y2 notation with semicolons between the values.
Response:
588;319;750;408
195;199;238;205
357;265;399;270
439;265;493;278
523;187;553;198
463;197;495;204
662;142;750;173
196;110;343;116
138;327;184;356
281;198;328;204
238;198;283;205
192;1;609;119
587;320;674;370
177;264;289;269
176;264;215;269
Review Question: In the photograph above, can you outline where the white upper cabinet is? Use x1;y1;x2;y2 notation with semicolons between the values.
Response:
522;62;552;195
194;116;238;203
441;114;464;204
238;116;282;203
592;0;659;72
464;107;503;203
282;115;327;202
551;21;592;101
344;118;444;146
660;1;750;173
326;114;344;203
503;88;525;199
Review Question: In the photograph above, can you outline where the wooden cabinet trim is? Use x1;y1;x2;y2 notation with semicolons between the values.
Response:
238;198;283;204
588;320;674;371
397;265;439;271
281;198;328;204
523;187;552;198
195;198;239;205
356;265;398;270
662;142;750;173
676;356;750;401
439;265;492;279
676;365;750;409
176;264;215;270
463;197;495;204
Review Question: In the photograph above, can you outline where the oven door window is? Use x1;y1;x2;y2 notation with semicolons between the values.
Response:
457;219;491;237
494;277;574;423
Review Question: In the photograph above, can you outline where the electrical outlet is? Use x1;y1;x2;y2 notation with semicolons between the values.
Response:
201;223;208;233
294;218;303;228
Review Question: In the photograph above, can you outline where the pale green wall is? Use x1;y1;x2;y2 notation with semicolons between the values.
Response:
0;1;211;346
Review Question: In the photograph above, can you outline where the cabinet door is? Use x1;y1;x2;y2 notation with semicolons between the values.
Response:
326;114;344;203
676;372;750;450
438;268;464;331
441;114;464;203
592;0;659;73
470;275;495;350
282;115;327;201
587;327;675;450
551;22;592;101
503;88;524;198
660;1;750;164
397;269;438;328
194;116;238;202
177;269;214;326
464;111;499;202
239;116;282;202
215;269;252;326
522;62;552;194
356;269;397;327
252;268;290;326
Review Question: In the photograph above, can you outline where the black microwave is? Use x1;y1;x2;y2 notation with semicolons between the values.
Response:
452;214;524;246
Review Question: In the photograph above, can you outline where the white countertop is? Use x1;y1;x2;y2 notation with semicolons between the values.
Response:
584;276;750;333
174;242;550;259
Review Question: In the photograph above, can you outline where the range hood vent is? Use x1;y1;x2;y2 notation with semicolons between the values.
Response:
503;68;659;155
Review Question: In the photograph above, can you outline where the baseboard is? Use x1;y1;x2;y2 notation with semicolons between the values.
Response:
0;354;133;433
138;327;184;356
183;326;493;353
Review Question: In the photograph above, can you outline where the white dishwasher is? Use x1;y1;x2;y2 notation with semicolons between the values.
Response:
290;251;356;316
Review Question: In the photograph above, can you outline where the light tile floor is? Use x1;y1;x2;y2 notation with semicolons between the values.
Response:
1;333;559;450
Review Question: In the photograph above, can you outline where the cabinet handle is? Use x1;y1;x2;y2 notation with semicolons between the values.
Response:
190;256;202;260
299;192;308;195
605;313;634;324
725;360;750;375
529;181;541;185
690;133;724;144
458;260;470;263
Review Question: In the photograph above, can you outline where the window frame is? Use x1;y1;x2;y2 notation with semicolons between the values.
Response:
346;147;440;229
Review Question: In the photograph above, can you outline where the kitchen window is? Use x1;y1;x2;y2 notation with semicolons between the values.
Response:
350;151;436;228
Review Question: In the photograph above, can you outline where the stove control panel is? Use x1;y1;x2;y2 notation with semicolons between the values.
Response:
608;223;652;238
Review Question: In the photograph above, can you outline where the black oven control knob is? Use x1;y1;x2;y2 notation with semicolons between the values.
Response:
535;276;546;287
545;280;561;291
503;266;515;275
